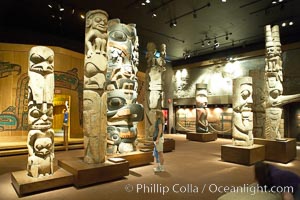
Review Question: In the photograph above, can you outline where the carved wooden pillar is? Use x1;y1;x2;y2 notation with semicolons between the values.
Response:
195;83;208;133
27;46;55;177
232;77;253;146
106;19;144;154
83;10;108;164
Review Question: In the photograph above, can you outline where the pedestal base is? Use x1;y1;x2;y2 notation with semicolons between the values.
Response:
186;132;217;142
164;138;175;152
221;144;265;165
58;157;129;188
254;138;296;163
109;151;154;168
11;168;73;196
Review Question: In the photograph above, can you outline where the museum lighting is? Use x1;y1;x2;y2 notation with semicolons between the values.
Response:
141;2;146;6
80;14;85;19
152;13;157;17
58;4;64;11
48;4;53;8
146;0;151;3
289;21;294;26
282;22;286;27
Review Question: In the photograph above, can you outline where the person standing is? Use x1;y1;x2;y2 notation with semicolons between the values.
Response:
153;110;165;172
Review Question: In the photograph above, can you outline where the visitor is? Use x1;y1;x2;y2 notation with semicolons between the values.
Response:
254;161;300;200
153;110;165;172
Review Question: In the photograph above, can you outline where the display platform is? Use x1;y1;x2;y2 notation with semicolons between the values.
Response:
58;157;129;188
221;144;265;165
109;151;154;168
254;138;296;163
164;138;175;152
186;132;217;142
11;168;73;196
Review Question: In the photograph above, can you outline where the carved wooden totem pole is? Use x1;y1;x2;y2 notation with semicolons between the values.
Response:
232;77;254;146
106;19;144;154
195;84;208;133
263;25;300;140
27;46;55;177
83;10;108;163
145;42;167;139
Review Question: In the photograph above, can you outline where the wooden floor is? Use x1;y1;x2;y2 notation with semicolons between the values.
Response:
0;134;300;200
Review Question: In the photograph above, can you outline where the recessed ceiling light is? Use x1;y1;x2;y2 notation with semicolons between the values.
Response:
141;2;146;6
289;21;294;26
272;1;277;4
222;0;226;2
282;22;286;27
80;14;85;19
48;4;52;8
146;0;150;3
152;13;157;17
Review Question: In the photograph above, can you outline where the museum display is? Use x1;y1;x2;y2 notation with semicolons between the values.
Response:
195;83;208;133
232;77;253;146
145;42;167;139
27;46;55;177
83;9;108;164
106;18;144;154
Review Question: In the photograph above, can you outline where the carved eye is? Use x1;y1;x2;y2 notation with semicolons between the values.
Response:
241;90;250;100
36;144;42;150
30;109;41;118
47;55;54;64
30;53;45;64
109;31;127;42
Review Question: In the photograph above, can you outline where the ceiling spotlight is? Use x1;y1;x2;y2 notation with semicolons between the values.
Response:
221;0;226;2
152;13;157;17
201;41;205;47
282;22;286;27
80;14;85;19
141;2;146;6
58;4;64;11
145;0;150;3
272;1;277;4
59;16;62;20
279;0;283;2
173;20;177;27
289;21;294;26
48;4;53;8
207;40;211;46
214;38;219;48
72;9;75;14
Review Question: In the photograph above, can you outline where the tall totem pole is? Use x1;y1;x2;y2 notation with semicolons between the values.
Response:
145;42;167;139
83;10;108;163
106;19;144;154
195;84;209;133
264;25;300;140
27;46;55;177
232;77;253;146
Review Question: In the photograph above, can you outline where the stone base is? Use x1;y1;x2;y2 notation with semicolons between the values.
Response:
11;168;73;196
109;151;154;168
221;144;265;165
164;138;175;152
58;157;129;188
186;132;217;142
254;138;296;163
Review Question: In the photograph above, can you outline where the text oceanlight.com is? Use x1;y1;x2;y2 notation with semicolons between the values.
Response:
124;183;294;195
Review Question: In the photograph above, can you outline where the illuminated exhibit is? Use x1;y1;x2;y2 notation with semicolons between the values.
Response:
1;1;300;199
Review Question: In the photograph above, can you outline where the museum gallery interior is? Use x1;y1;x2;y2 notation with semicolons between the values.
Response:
1;0;300;199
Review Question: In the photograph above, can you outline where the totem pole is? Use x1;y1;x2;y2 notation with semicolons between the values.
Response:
106;19;144;154
264;25;300;140
195;84;208;133
27;46;55;177
232;77;254;146
83;10;108;163
145;42;167;139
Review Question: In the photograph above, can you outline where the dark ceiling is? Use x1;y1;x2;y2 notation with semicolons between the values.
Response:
1;0;300;70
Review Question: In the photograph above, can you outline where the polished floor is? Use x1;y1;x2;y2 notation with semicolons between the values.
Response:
0;134;300;200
